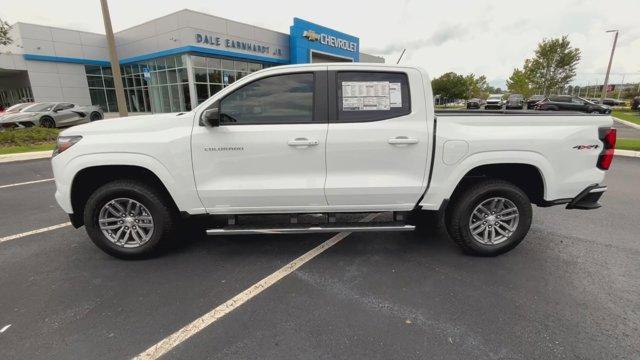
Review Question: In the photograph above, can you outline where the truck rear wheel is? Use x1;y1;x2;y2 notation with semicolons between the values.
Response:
445;180;532;256
83;180;177;259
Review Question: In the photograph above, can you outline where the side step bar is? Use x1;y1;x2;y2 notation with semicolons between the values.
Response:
207;224;415;236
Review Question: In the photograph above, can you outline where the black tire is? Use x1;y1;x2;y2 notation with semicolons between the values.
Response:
83;179;178;259
445;179;532;256
40;116;55;128
89;112;103;121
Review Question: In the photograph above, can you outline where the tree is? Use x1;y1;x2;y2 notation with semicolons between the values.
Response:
431;72;468;104
523;36;580;96
0;19;12;46
506;68;533;97
465;74;489;99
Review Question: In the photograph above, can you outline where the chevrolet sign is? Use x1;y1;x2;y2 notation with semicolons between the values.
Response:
303;29;357;52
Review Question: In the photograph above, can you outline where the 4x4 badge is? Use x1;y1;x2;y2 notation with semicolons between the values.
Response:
573;144;599;150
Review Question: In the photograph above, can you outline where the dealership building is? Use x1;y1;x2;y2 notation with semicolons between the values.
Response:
0;9;383;113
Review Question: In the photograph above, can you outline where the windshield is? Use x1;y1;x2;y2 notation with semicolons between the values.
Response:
488;96;502;100
508;95;523;100
23;103;55;112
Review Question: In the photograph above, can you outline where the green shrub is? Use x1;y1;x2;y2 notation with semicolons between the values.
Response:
0;127;60;146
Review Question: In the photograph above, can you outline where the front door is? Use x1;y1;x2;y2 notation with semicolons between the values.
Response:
324;67;430;210
52;103;82;126
191;69;328;213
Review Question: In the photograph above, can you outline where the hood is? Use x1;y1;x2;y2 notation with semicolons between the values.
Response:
0;112;39;124
60;112;193;136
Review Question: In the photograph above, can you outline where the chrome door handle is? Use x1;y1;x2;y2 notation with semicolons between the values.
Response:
288;138;319;147
388;136;419;145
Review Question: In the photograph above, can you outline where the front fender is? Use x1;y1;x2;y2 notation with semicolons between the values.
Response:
52;152;205;215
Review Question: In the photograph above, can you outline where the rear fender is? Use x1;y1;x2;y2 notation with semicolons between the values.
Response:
419;151;553;210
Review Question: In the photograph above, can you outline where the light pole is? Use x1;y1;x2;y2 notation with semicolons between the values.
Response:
100;0;128;117
600;30;618;104
617;73;625;100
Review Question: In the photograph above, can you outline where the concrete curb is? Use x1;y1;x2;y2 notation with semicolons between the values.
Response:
0;150;53;164
616;149;640;158
613;116;640;130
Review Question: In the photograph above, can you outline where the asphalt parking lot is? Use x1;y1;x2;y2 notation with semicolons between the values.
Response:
1;157;639;359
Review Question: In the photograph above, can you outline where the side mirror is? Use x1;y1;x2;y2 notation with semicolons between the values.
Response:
201;108;220;127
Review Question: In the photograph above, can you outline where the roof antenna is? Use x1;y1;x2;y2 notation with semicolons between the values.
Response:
396;49;406;64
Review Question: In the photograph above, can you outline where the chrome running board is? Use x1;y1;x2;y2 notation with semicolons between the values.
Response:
206;224;415;235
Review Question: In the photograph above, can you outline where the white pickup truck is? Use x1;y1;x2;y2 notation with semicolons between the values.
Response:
51;64;617;259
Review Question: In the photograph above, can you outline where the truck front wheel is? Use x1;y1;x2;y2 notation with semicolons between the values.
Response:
83;180;177;259
445;180;532;256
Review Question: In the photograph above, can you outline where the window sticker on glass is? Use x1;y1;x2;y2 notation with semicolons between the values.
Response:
342;81;392;111
389;83;402;107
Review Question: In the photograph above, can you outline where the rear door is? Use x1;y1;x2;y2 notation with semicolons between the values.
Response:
324;67;429;209
191;68;329;213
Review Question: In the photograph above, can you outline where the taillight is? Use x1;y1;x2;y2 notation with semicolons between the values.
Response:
597;128;616;170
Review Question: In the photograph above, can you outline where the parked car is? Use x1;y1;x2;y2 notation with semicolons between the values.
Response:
0;102;103;128
52;63;615;259
484;94;504;109
466;98;481;109
601;98;626;107
534;95;611;114
632;96;640;110
526;95;546;109
505;94;524;110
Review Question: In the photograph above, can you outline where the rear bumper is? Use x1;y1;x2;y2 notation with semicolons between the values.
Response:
566;185;607;210
540;184;607;210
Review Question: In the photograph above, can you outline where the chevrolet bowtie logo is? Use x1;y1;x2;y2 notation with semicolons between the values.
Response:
303;30;320;42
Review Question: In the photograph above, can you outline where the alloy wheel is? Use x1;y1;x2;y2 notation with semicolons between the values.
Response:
468;197;519;245
98;198;154;248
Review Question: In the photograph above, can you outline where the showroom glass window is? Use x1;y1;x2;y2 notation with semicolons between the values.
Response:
191;55;264;105
219;73;314;124
85;65;117;112
124;55;190;113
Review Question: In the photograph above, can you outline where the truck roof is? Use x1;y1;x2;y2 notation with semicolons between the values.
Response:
266;62;426;72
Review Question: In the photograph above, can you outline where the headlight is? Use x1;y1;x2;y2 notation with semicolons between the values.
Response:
53;136;82;157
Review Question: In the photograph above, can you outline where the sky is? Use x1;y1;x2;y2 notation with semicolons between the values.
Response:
1;0;639;88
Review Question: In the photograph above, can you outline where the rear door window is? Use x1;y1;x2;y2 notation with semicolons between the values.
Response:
335;71;411;122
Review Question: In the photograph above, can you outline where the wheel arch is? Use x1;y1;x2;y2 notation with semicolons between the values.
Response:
69;165;180;228
450;163;546;206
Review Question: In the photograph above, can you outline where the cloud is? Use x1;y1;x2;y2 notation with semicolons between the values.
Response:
362;23;469;55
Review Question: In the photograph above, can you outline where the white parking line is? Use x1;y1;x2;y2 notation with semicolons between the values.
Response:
0;222;71;244
0;324;11;334
133;213;379;360
0;178;54;189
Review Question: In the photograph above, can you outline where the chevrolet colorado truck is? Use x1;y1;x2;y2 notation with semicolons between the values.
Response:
51;64;616;259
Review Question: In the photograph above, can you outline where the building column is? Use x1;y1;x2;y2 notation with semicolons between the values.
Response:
185;55;198;110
